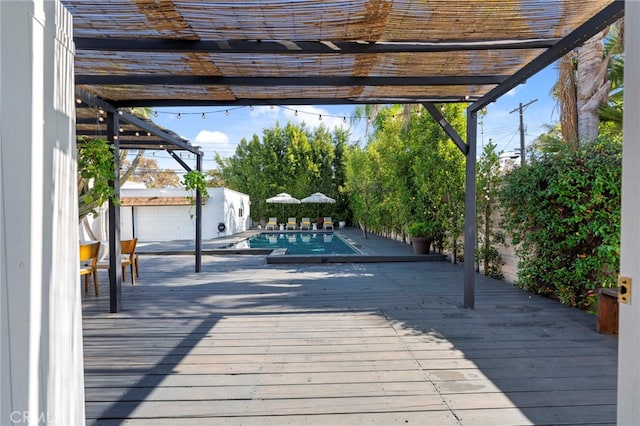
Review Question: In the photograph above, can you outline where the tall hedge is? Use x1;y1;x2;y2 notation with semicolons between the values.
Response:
499;138;622;310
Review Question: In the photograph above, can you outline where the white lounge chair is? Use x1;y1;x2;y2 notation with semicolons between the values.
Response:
323;217;334;230
286;217;297;230
300;217;311;230
265;217;277;230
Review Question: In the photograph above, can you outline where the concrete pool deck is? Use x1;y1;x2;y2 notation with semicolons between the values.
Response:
136;227;447;263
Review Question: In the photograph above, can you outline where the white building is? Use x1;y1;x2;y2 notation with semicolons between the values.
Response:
81;186;250;241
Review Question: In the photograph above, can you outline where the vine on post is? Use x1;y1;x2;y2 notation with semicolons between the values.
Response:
182;170;209;203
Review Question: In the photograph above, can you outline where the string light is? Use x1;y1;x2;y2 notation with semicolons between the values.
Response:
147;132;151;136
118;127;123;132
118;110;123;115
76;98;82;104
144;104;440;126
98;108;104;115
98;116;104;122
135;131;140;136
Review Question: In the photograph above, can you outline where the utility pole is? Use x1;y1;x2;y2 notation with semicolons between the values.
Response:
510;98;538;166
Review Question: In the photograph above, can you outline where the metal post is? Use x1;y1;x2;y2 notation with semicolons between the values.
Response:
106;112;122;313
464;109;478;309
195;153;203;272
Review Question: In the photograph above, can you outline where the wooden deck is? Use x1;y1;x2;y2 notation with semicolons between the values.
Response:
82;254;618;425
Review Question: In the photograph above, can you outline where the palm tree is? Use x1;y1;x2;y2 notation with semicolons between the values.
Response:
554;19;623;146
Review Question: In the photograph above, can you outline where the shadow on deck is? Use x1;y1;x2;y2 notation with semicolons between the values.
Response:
81;253;617;425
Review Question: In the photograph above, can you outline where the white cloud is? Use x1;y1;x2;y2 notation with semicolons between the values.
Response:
194;130;236;158
195;129;229;144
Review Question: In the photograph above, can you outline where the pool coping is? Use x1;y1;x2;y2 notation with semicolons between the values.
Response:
135;228;448;263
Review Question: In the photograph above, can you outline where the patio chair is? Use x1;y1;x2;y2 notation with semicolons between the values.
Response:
96;238;138;285
79;241;101;296
266;217;277;230
300;217;311;230
286;217;297;230
323;217;334;230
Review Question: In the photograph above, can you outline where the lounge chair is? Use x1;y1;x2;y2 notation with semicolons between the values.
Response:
266;217;277;230
286;217;297;230
300;217;311;230
323;216;334;230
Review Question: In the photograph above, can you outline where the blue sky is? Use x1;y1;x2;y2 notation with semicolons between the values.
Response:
141;63;560;174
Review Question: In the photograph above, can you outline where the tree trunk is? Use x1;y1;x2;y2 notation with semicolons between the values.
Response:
576;30;609;143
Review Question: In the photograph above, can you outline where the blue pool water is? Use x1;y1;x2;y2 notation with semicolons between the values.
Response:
233;232;357;255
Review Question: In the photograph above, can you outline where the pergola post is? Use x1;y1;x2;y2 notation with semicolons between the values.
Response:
463;109;478;309
195;153;203;273
107;112;123;313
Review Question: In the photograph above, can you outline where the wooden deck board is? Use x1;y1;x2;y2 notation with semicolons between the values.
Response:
82;255;618;425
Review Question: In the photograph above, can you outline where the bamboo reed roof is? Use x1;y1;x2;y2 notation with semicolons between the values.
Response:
64;0;622;109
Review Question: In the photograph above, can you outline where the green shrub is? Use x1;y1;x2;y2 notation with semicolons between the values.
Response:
499;138;621;311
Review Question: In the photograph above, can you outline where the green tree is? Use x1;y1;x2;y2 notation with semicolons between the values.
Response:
216;122;350;223
476;140;504;279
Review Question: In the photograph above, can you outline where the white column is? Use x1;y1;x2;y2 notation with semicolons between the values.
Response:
1;1;85;425
618;2;640;424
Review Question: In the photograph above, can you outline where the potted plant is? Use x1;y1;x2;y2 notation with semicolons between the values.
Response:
408;221;436;254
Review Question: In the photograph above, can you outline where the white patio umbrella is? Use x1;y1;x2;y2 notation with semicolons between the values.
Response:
266;192;301;219
301;192;335;217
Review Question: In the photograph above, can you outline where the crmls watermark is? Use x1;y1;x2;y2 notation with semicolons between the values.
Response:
9;411;57;424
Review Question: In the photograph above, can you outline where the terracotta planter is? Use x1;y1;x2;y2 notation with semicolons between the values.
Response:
411;237;432;254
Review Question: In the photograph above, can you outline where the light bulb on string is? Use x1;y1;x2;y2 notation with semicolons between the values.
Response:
294;110;298;117
98;116;104;122
75;98;82;104
319;114;322;121
225;110;229;116
135;131;140;136
177;113;181;119
201;113;206;119
250;105;254;111
147;132;151;136
153;111;158;118
118;110;123;115
118;127;123;132
343;116;347;123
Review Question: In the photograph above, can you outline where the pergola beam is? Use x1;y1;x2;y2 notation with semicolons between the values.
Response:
75;37;559;54
422;102;468;155
76;89;201;155
112;96;479;108
76;75;506;87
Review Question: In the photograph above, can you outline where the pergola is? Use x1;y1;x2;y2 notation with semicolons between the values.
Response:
61;0;624;312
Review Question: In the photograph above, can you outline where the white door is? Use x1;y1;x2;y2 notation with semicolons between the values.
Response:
135;206;195;241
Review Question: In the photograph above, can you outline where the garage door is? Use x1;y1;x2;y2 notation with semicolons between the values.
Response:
134;206;195;241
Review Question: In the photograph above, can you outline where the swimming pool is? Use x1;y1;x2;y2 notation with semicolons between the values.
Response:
232;232;358;255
